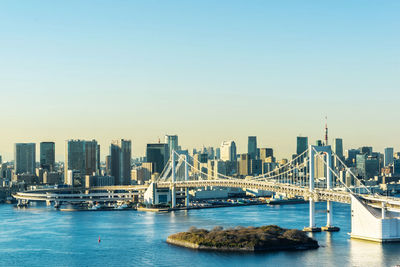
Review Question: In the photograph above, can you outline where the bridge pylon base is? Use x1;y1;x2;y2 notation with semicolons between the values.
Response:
321;226;340;232
303;227;321;232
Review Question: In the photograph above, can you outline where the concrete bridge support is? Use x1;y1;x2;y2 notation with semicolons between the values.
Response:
350;195;400;242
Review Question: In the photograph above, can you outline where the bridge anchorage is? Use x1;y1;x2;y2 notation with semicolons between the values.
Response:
12;145;400;242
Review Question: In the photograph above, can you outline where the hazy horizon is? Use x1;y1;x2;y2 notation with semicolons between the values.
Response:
1;1;399;161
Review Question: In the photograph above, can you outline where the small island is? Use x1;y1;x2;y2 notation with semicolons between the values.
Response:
167;225;318;252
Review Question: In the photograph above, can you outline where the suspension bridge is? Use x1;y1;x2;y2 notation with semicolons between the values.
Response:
13;145;400;242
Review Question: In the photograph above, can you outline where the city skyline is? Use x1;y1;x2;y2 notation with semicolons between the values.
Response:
0;132;399;162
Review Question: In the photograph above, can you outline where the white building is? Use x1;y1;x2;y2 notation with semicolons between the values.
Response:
220;141;237;162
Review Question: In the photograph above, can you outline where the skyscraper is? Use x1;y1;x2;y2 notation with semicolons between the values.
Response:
110;139;132;185
40;142;55;171
220;141;237;162
146;143;169;174
65;140;99;184
14;143;36;175
334;138;343;158
248;136;257;160
165;135;178;155
384;147;394;167
296;136;308;155
260;148;274;162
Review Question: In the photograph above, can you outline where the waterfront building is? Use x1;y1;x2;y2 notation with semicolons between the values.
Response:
220;141;237;162
146;143;169;174
384;147;394;167
110;139;132;185
248;136;257;160
165;135;178;155
14;143;36;175
64;140;99;183
296;136;308;155
40;142;55;171
85;175;115;187
43;171;62;184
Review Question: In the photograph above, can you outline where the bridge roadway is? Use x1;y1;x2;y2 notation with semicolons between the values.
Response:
12;179;400;211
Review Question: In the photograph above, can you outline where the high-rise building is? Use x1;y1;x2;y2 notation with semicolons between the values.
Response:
248;136;257;160
215;148;221;160
384;147;394;167
15;143;36;175
260;148;274;162
40;142;55;171
356;154;367;178
110;139;132;185
146;143;169;174
238;154;251;176
220;141;237;162
359;146;373;156
334;138;344;158
64;140;99;184
165;135;178;155
296;136;308;155
0;155;2;164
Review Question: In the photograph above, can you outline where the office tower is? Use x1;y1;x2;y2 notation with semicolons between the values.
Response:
251;159;262;176
40;142;55;171
296;136;308;155
64;140;99;184
365;156;379;178
238;154;251;176
165;135;178;155
260;148;274;162
346;149;359;166
215;148;221;160
14;143;36;175
248;136;257;160
0;155;2;164
105;155;112;176
110;139;132;185
359;146;373;156
220;141;237;162
356;154;367;178
334;138;344;158
384;147;394;167
394;159;400;175
316;140;323;146
146;143;169;174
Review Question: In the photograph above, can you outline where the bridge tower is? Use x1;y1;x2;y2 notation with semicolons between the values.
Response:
304;145;339;232
171;150;176;208
185;155;190;207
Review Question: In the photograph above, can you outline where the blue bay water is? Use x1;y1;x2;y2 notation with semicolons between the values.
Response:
0;202;399;267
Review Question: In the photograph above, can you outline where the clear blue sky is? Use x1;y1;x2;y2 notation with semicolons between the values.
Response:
0;1;399;160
